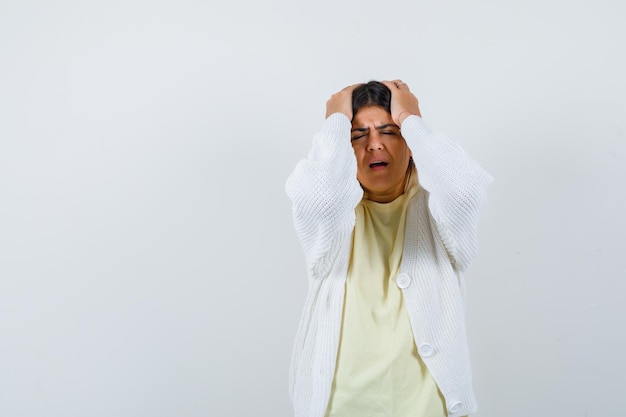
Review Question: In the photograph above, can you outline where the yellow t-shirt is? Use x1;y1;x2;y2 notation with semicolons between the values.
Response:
325;178;447;417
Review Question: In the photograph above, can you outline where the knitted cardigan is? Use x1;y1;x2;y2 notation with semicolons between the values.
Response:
285;113;493;417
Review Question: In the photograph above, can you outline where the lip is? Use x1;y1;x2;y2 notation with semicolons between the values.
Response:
368;158;389;166
368;159;389;171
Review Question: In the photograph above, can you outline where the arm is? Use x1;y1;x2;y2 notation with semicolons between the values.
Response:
384;80;493;271
403;115;493;271
285;86;363;280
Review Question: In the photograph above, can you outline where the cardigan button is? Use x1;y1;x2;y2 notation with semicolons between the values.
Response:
396;273;411;289
448;401;462;413
418;343;434;358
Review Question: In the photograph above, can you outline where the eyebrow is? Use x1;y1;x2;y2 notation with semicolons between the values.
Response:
351;123;399;132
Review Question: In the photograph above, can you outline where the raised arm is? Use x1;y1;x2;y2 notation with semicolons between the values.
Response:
285;85;364;280
383;80;493;272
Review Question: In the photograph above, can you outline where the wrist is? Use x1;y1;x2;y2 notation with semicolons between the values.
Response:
397;111;413;125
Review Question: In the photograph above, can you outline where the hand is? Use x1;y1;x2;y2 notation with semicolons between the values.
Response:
382;80;421;125
325;83;362;120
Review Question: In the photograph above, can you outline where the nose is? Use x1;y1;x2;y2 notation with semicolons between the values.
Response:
367;131;384;151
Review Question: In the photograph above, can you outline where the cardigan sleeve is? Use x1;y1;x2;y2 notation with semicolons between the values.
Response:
285;113;364;280
401;115;493;272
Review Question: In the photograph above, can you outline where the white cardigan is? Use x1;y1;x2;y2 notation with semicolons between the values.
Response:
285;113;493;417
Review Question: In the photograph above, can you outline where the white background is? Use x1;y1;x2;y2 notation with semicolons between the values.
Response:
1;0;625;416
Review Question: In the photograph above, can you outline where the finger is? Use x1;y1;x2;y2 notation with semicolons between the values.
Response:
382;80;398;89
384;79;410;90
342;82;363;93
382;80;404;90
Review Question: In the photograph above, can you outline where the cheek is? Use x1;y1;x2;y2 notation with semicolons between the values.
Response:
351;148;368;180
351;146;365;164
394;144;411;162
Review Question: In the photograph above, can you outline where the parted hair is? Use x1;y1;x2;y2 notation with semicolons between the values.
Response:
351;81;392;117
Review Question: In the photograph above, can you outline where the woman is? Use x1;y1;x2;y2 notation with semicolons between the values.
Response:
285;80;492;417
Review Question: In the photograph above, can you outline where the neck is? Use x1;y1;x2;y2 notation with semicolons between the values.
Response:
363;169;415;203
364;184;404;203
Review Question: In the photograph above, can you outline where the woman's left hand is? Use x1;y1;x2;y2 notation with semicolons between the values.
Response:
382;80;421;126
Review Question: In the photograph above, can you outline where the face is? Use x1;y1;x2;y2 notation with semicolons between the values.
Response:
351;105;412;203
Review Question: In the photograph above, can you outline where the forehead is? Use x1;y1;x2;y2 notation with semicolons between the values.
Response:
352;105;395;128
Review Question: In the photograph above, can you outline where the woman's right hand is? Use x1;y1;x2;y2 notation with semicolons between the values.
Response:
325;83;362;120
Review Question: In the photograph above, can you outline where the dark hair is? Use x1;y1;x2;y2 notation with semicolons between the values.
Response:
352;81;391;117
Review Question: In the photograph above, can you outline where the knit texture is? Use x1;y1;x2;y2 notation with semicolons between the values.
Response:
285;113;493;417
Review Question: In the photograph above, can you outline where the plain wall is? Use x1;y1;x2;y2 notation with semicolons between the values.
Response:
1;0;625;416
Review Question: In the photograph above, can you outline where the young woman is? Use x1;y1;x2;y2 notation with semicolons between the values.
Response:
286;80;493;417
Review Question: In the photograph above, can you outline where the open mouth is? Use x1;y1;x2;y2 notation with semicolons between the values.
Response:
369;161;388;169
